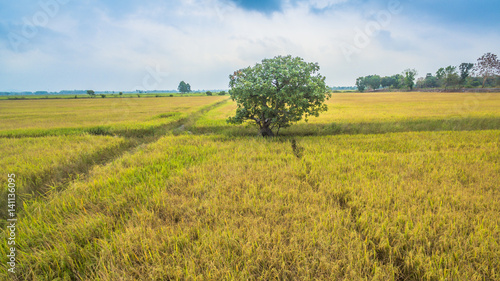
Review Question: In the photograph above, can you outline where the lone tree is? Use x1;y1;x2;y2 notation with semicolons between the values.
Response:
86;90;95;98
177;81;191;93
227;55;330;137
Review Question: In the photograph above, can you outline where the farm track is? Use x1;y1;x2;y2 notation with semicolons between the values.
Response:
15;99;229;208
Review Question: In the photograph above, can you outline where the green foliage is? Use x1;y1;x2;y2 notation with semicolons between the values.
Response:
436;68;445;80
459;63;474;85
424;73;439;88
364;75;381;90
437;66;460;89
380;76;392;88
227;55;330;136
403;69;417;90
100;94;106;98
86;90;95;98
444;66;460;89
356;77;366;92
178;81;191;93
380;74;403;89
205;91;212;96
218;91;227;96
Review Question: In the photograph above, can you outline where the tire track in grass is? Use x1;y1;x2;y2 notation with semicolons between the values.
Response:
1;99;229;279
4;99;229;214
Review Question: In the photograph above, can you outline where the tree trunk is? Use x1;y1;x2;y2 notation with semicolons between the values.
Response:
260;126;274;137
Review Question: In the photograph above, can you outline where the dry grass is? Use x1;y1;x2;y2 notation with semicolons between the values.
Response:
0;92;499;280
0;96;226;133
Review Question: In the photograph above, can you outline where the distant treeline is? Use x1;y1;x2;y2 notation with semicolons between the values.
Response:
0;90;85;96
0;89;229;96
356;52;500;92
331;86;357;91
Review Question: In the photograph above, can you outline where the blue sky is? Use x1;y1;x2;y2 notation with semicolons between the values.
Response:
1;0;499;91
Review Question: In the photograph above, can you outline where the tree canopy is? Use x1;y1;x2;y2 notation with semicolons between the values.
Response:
403;69;417;90
474;53;500;88
177;81;191;93
227;55;331;137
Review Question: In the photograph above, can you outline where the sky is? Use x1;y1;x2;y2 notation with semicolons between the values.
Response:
0;0;499;92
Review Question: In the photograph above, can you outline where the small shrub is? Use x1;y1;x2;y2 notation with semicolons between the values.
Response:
206;91;213;96
86;127;110;136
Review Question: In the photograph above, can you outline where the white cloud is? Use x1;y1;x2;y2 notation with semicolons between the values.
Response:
1;0;500;91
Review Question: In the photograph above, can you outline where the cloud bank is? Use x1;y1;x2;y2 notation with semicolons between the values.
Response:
1;0;499;91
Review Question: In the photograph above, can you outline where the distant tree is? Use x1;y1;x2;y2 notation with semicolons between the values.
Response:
415;77;425;89
119;92;123;96
356;77;366;92
178;81;191;93
380;76;397;88
459;63;474;87
402;69;417;90
227;55;330;137
218;91;227;96
86;90;95;98
380;76;391;88
364;75;381;90
436;67;445;86
474;52;500;88
392;74;404;89
439;66;460;90
424;73;439;88
206;91;213;96
100;94;106;98
469;78;482;88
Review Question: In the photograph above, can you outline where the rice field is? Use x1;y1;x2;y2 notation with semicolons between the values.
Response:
0;96;226;137
1;92;499;280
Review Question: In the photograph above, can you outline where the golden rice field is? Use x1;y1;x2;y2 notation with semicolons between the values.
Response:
0;96;226;137
1;92;499;280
